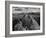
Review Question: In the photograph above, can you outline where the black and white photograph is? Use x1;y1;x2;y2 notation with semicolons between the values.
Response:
12;7;40;31
9;4;44;35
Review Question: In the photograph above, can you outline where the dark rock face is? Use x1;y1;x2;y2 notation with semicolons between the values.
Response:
12;13;40;31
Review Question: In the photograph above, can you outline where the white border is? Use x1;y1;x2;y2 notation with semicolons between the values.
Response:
10;4;43;34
